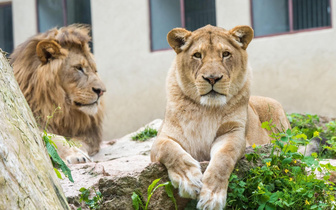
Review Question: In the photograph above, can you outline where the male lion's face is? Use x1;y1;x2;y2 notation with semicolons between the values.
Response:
36;40;106;116
168;25;253;107
60;48;106;116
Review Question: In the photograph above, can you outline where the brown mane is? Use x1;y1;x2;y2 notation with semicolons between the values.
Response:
10;25;104;155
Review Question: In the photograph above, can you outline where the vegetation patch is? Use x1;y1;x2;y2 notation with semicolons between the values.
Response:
224;113;336;209
77;187;103;210
43;107;74;182
132;127;158;141
132;178;177;210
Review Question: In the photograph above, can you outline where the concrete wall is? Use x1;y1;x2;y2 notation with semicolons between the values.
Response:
91;0;172;140
9;0;336;140
12;0;37;46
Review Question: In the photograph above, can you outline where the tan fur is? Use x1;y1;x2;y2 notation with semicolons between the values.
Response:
151;25;290;209
10;25;106;164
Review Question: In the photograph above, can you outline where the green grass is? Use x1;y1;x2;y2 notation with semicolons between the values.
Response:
132;127;158;141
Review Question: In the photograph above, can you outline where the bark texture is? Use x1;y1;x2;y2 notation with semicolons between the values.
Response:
0;50;69;209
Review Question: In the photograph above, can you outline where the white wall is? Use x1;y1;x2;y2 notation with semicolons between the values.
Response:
91;0;174;140
249;28;336;116
12;0;37;46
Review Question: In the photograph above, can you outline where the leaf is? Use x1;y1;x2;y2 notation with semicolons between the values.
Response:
44;135;74;182
282;157;292;165
131;192;141;210
147;178;161;196
265;203;277;210
164;182;177;210
262;121;271;131
53;168;63;179
283;145;298;153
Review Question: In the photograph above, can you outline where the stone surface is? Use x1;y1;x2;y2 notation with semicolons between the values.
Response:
0;51;69;209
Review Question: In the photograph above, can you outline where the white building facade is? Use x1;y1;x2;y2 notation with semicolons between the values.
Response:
0;0;335;139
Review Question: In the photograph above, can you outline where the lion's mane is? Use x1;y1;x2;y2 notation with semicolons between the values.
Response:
10;25;103;155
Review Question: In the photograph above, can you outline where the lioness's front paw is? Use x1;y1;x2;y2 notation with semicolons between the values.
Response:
168;156;203;199
197;187;227;210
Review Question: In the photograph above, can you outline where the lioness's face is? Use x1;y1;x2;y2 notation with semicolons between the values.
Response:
60;48;106;116
168;25;253;107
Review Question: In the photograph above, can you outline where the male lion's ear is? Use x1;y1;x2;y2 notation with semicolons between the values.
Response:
167;28;192;53
36;40;63;64
229;25;254;50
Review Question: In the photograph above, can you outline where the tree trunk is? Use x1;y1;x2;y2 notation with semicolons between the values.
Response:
0;50;69;209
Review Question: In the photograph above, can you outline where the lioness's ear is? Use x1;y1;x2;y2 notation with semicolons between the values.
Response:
167;28;192;53
229;25;254;50
36;40;63;64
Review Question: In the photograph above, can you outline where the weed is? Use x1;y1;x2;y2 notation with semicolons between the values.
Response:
225;118;336;209
77;187;103;210
132;178;177;210
132;127;158;141
288;113;336;158
43;107;73;182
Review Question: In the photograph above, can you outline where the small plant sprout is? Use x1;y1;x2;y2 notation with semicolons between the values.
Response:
77;187;103;210
43;106;74;182
132;178;177;210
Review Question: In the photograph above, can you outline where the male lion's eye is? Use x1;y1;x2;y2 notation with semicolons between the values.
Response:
193;52;202;59
76;66;84;73
223;51;231;58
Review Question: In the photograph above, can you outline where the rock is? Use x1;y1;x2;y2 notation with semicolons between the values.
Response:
0;50;69;209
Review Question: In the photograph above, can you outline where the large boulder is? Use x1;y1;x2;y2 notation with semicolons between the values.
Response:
0;50;69;209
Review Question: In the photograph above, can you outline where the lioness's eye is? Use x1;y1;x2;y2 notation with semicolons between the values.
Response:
193;52;202;59
223;51;231;58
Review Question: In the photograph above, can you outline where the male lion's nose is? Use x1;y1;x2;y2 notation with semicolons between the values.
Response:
202;75;223;85
92;87;106;97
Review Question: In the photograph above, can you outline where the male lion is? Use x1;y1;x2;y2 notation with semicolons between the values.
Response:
151;25;290;209
11;25;106;164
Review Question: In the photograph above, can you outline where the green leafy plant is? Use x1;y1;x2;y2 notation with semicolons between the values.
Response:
321;120;336;158
132;178;177;210
287;113;322;139
288;113;336;158
132;127;158;141
225;118;336;209
77;187;103;210
43;106;73;182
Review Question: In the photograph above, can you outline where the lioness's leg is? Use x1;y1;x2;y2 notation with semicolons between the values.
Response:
249;96;290;132
151;137;203;199
197;131;245;210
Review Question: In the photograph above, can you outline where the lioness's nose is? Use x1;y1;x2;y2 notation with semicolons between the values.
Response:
202;75;223;85
92;87;106;97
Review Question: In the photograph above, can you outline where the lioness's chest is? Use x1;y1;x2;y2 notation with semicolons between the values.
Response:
178;113;222;161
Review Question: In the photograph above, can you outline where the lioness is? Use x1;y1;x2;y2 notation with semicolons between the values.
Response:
151;25;290;209
11;25;106;164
